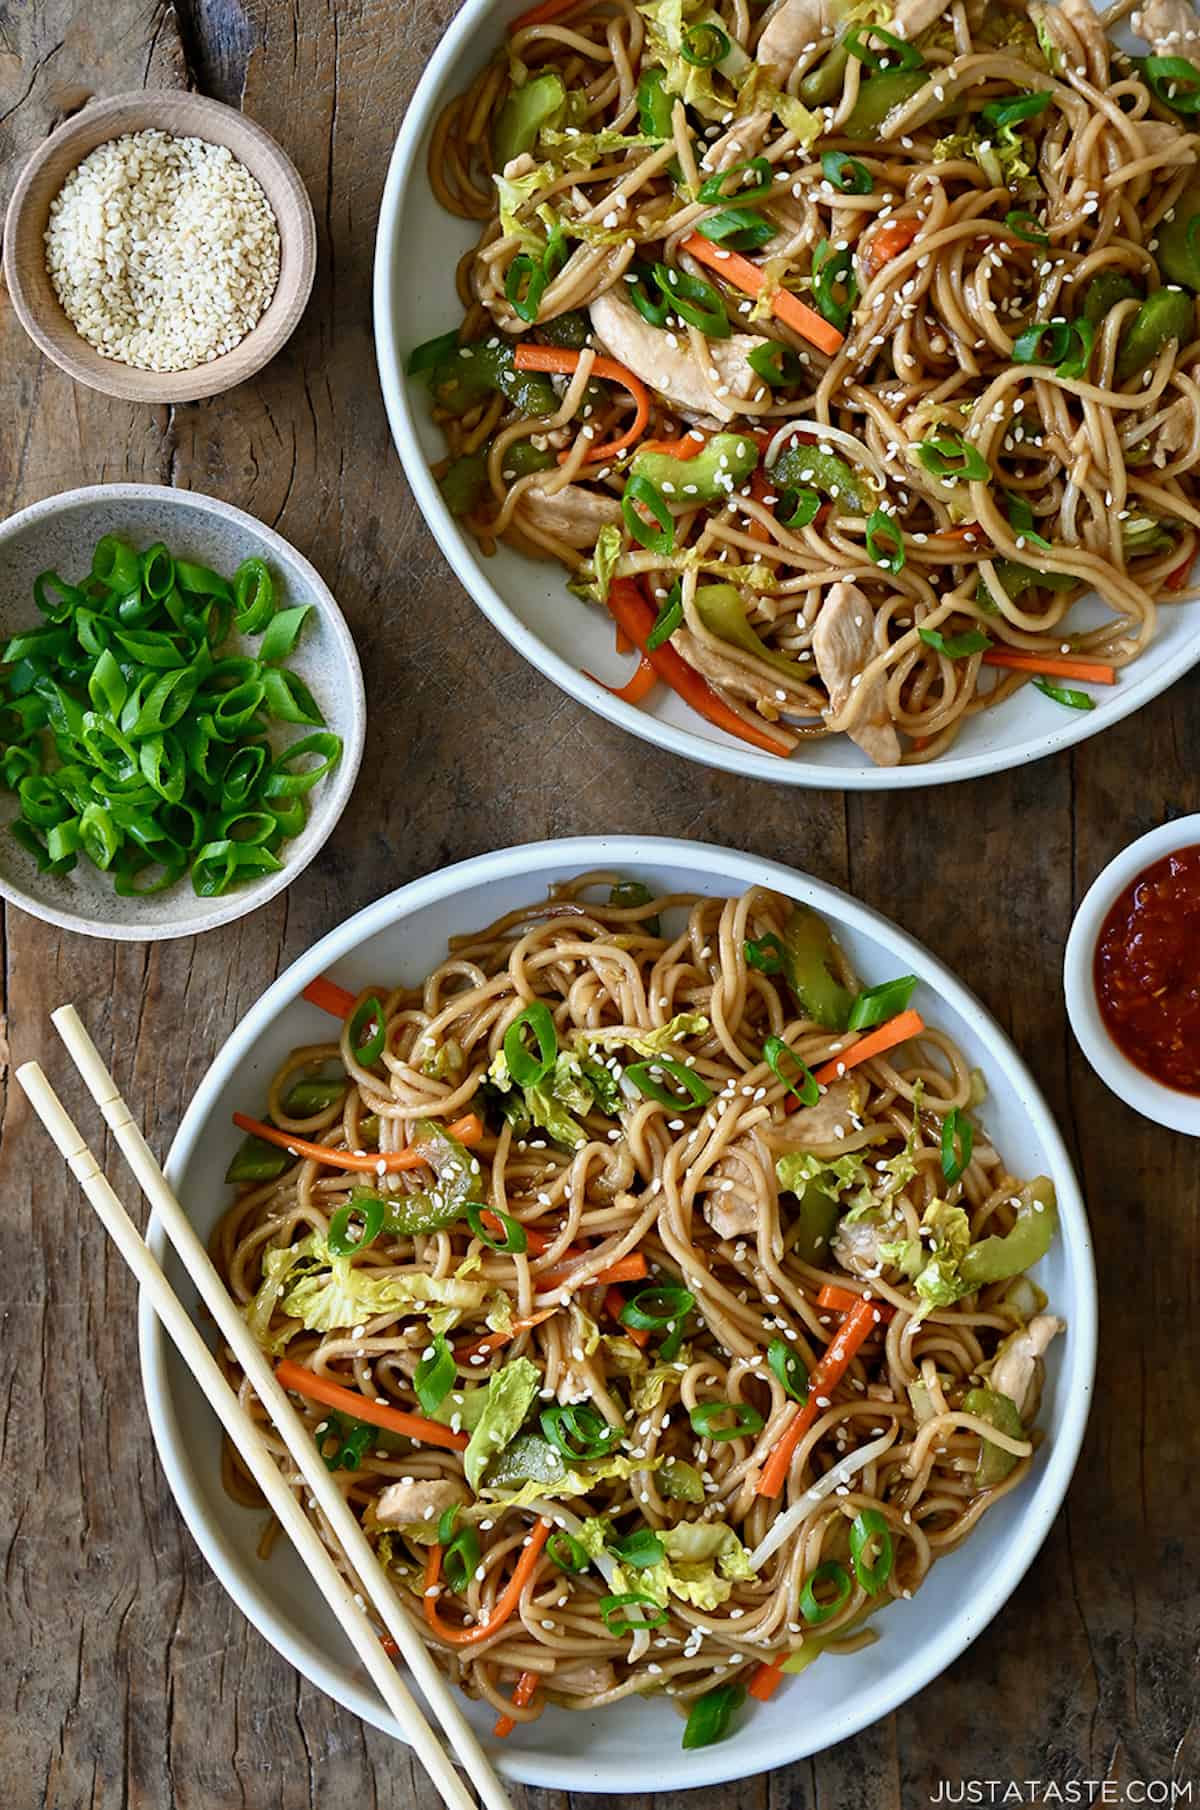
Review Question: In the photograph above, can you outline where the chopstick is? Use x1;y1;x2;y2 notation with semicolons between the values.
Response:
18;1009;517;1810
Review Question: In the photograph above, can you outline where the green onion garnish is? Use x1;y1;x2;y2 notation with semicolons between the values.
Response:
442;1519;482;1594
326;1194;386;1256
747;342;809;387
843;22;924;70
620;1283;694;1360
940;1106;974;1183
1005;492;1052;551
689;1400;765;1441
599;1591;669;1635
682;1682;746;1750
698;157;772;204
610;1527;666;1569
316;1410;374;1472
847;974;918;1029
1140;53;1200;113
763;1034;819;1107
627;264;672;327
812;239;857;333
680;20;730;66
743;931;788;974
799;1559;853;1624
1011;320;1071;365
821;150;873;194
848;1508;894;1593
780;488;821;528
914;433;990;482
503;999;557;1087
414;1332;456;1417
608;878;661;935
547;1528;589;1572
1004;209;1049;248
646;579;683;652
348;995;386;1066
465;1200;529;1255
1033;676;1096;710
540;1401;623;1461
865;508;905;573
1055;317;1094;380
767;1335;809;1402
696;206;776;252
981;91;1052;129
919;626;992;658
622;473;675;555
627;1055;713;1109
654;262;731;338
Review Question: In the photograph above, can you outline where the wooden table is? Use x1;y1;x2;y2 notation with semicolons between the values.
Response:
1;4;1197;1807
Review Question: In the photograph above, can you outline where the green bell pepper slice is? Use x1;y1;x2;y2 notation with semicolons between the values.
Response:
1155;176;1200;291
959;1176;1057;1286
377;1117;485;1236
784;1183;840;1265
781;903;855;1029
767;441;866;514
431;340;558;418
1115;287;1195;383
439;451;491;518
630;431;759;505
962;1385;1024;1486
694;583;813;681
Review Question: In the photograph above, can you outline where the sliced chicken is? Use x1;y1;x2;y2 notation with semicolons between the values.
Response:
812;582;902;767
589;289;769;425
1055;0;1110;77
755;0;844;84
778;1075;867;1149
1132;0;1200;53
551;1658;617;1697
518;481;623;548
370;1477;464;1530
988;1313;1064;1421
703;1185;759;1240
889;0;951;39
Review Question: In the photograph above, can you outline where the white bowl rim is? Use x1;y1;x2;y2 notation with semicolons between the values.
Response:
0;482;365;940
138;833;1097;1792
1064;813;1200;1136
371;0;1200;793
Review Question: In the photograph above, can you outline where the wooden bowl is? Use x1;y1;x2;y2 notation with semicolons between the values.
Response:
3;91;316;404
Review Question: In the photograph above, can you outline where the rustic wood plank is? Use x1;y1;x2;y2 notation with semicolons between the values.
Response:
0;0;1197;1804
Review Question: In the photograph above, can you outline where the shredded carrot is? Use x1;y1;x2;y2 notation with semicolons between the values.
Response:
604;578;792;757
274;1359;469;1452
615;624;633;654
749;1660;787;1701
746;467;774;543
866;217;921;278
681;233;844;358
816;1283;896;1321
586;652;658;703
456;1309;558;1364
757;1295;885;1497
639;430;706;459
509;0;580;27
495;1668;543;1737
424;1519;552;1646
512;344;650;464
935;523;984;545
606;1283;650;1346
302;975;357;1019
230;1111;483;1172
540;1249;648;1291
782;1010;925;1115
982;649;1116;685
1166;551;1194;591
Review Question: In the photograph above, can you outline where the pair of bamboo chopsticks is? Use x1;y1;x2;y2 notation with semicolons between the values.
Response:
17;1006;515;1810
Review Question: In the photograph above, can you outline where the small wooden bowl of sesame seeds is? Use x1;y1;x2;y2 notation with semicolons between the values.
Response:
3;90;316;404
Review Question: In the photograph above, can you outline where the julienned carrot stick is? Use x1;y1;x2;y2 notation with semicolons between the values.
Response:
681;234;844;358
782;1010;925;1114
424;1519;552;1646
274;1359;469;1452
605;578;792;758
494;1668;542;1737
816;1283;896;1321
457;1309;559;1364
982;649;1116;685
512;344;649;463
302;975;357;1019
639;431;705;459
509;0;580;28
749;1660;786;1701
586;653;658;703
866;217;921;278
230;1111;483;1172
756;1295;884;1497
606;1283;650;1346
539;1249;648;1290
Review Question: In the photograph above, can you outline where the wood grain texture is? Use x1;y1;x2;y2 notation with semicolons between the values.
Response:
1;1;1197;1807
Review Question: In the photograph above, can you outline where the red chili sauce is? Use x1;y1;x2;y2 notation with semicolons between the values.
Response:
1094;844;1200;1095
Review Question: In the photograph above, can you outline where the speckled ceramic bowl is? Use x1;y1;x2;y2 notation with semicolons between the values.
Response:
0;485;364;940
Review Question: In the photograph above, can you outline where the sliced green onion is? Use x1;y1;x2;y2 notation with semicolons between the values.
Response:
1012;320;1071;365
1141;54;1200;113
442;1522;482;1593
696;206;776;252
982;91;1052;128
506;252;548;324
768;1335;809;1402
865;509;905;573
799;1559;853;1625
940;1106;974;1184
918;626;992;658
747;341;809;387
437;1504;461;1546
414;1332;456;1417
541;1402;623;1461
547;1528;589;1571
620;1284;693;1360
849;1508;894;1593
1033;676;1096;710
682;1682;746;1750
622;474;675;555
743;931;788;975
465;1200;529;1255
844;22;924;71
689;1400;765;1441
599;1591;669;1635
914;434;990;482
780;487;821;528
259;604;312;663
654;262;731;337
627;264;672;327
610;1527;665;1568
812;239;857;332
503;999;557;1087
140;544;176;601
233;558;275;634
846;974;918;1030
763;1034;819;1107
175;559;233;602
1005;492;1052;552
626;1055;712;1109
92;534;141;595
262;731;343;797
1005;209;1049;248
608;878;661;935
645;580;683;651
698;157;772;204
327;1195;385;1256
317;1410;374;1472
1055;317;1094;380
225;1133;290;1183
681;20;730;66
348;994;386;1066
821;150;873;194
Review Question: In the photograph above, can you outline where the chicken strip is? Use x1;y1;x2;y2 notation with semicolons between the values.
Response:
589;288;769;424
812;582;902;766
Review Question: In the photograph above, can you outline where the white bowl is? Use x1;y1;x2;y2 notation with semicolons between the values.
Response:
139;835;1097;1794
1064;814;1200;1136
373;0;1200;793
0;485;364;939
